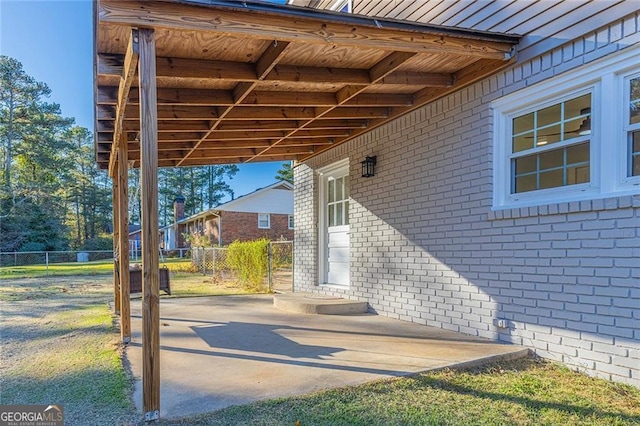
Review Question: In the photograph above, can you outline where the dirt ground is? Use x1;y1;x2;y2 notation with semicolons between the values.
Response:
0;275;139;425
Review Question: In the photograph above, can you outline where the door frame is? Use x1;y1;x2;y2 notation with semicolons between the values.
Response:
317;158;350;287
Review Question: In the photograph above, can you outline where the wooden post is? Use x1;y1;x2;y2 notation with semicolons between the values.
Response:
138;27;160;422
112;179;121;315
117;141;131;343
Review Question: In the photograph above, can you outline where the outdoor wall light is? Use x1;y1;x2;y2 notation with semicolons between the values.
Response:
361;155;377;177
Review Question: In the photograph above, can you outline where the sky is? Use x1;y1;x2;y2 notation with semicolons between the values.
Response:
0;0;289;202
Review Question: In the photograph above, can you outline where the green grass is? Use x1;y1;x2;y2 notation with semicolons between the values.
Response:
163;357;640;426
0;300;137;425
0;258;193;279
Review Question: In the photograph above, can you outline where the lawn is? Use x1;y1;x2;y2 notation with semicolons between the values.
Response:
167;357;640;426
1;275;639;426
0;257;193;279
0;276;138;425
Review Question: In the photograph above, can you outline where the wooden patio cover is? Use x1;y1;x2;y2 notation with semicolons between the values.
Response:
94;0;519;421
95;0;519;173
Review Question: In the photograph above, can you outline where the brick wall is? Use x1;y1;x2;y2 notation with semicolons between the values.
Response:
294;14;640;386
220;211;293;245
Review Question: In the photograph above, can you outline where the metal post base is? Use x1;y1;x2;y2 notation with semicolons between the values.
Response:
144;410;159;422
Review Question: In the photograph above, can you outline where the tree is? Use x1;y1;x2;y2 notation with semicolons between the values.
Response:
275;162;293;184
0;56;78;251
0;55;62;195
63;126;112;249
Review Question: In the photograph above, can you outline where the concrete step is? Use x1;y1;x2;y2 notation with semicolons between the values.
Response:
273;292;368;315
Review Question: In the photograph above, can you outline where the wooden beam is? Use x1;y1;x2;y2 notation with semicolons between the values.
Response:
98;87;235;106
117;139;131;344
98;1;516;59
177;40;291;166
256;41;290;79
306;58;517;162
97;85;412;107
138;27;160;422
379;71;453;86
249;51;414;161
369;51;417;83
98;55;453;90
112;182;120;315
108;29;139;177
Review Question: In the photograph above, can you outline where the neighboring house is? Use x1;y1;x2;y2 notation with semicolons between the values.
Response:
290;1;640;386
165;182;294;249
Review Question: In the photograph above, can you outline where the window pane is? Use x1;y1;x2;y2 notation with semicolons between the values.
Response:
567;142;589;164
328;180;334;202
539;149;563;170
515;174;536;193
344;201;349;225
336;177;343;200
632;131;640;176
513;112;534;134
565;93;591;121
540;169;563;189
336;203;343;226
538;103;561;127
512;92;591;153
633;131;640;153
344;176;350;198
328;204;335;227
513;142;590;193
515;156;536;174
630;77;640;125
513;133;533;152
567;165;590;184
538;124;561;145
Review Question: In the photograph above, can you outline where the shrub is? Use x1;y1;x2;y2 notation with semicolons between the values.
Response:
226;238;269;292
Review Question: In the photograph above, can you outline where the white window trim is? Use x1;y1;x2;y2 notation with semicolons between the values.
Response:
329;0;352;13
258;213;270;229
622;71;640;184
317;158;349;287
288;215;294;230
492;45;640;210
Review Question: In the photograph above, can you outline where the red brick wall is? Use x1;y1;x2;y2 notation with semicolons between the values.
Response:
220;211;293;245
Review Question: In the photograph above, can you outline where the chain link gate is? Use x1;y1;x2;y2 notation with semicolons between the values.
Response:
190;241;293;292
268;241;294;293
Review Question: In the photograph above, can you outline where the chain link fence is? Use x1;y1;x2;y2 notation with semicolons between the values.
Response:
0;250;115;277
269;241;293;293
0;250;115;267
191;241;293;292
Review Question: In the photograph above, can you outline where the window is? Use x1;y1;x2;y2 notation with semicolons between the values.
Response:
626;74;640;177
511;92;591;194
258;213;270;229
329;0;351;13
288;215;294;229
493;47;640;209
327;175;349;227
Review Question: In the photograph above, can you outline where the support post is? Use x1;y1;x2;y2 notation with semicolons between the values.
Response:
112;182;121;315
138;27;160;422
117;141;131;343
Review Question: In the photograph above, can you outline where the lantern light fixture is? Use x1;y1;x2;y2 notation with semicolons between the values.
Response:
361;155;377;177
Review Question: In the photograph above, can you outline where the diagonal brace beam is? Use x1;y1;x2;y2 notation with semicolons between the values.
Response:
108;29;139;177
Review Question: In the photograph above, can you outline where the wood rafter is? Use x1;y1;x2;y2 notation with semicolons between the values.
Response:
95;0;519;170
98;1;515;59
107;29;138;177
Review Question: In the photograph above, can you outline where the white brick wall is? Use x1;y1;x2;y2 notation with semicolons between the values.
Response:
294;12;640;386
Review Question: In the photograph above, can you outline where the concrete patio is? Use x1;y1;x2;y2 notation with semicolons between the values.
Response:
126;295;528;419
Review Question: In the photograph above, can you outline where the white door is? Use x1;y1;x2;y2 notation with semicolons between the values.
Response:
325;173;350;286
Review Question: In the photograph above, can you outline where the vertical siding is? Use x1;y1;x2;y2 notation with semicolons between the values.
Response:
293;0;637;64
294;12;640;386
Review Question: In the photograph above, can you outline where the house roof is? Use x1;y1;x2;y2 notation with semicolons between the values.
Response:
177;181;293;224
94;0;520;174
